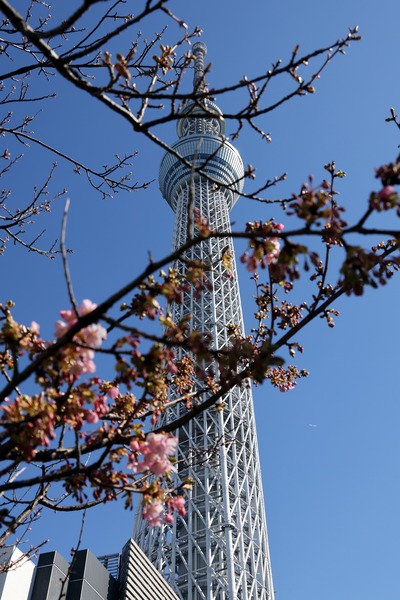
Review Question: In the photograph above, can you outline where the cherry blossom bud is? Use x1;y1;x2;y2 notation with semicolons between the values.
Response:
30;321;40;335
107;386;120;400
378;185;395;201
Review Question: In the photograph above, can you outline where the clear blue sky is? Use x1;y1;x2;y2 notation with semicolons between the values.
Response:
2;1;400;599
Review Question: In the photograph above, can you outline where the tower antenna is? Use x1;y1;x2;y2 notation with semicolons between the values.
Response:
192;41;208;93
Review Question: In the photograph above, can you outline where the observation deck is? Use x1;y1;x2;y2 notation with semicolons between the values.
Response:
159;134;244;212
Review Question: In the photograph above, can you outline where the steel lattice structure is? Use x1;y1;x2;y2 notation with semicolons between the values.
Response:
133;43;275;600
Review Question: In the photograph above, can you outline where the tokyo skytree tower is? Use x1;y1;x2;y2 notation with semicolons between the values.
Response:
134;42;275;600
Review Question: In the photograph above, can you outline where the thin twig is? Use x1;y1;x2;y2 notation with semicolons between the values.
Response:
60;198;78;313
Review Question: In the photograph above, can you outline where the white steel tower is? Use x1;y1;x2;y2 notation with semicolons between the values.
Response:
134;42;275;600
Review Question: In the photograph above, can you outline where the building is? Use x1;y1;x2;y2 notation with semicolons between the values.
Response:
0;546;118;600
119;539;179;600
0;540;178;600
0;546;35;600
133;42;275;600
28;548;118;600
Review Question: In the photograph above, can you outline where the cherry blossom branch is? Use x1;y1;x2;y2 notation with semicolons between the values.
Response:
0;127;146;198
60;198;78;312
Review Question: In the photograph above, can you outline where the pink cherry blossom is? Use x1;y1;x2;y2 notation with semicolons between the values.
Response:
93;396;109;417
266;238;281;264
107;386;119;400
81;324;107;348
130;440;141;452
30;321;40;335
59;307;78;326
59;299;97;327
55;320;68;339
142;501;163;527
168;495;186;516
145;432;178;457
54;300;107;380
86;410;99;423
278;381;296;393
59;299;97;326
128;432;178;475
56;301;106;349
78;299;97;316
70;355;96;376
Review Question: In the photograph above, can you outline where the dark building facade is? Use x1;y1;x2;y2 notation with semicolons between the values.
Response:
29;549;118;600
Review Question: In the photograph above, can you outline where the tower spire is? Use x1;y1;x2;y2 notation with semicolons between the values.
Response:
177;43;225;139
192;41;208;93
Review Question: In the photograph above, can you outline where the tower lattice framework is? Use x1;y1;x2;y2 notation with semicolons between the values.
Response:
134;42;274;600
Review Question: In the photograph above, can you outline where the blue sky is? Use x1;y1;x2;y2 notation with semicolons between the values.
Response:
2;1;400;598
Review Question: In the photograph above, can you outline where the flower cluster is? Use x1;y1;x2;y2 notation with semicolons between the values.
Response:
240;220;284;271
2;393;57;460
287;171;348;248
128;432;178;476
369;185;399;213
142;501;164;526
340;246;400;296
273;300;304;330
55;299;107;379
375;154;400;187
142;494;186;527
266;365;309;392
